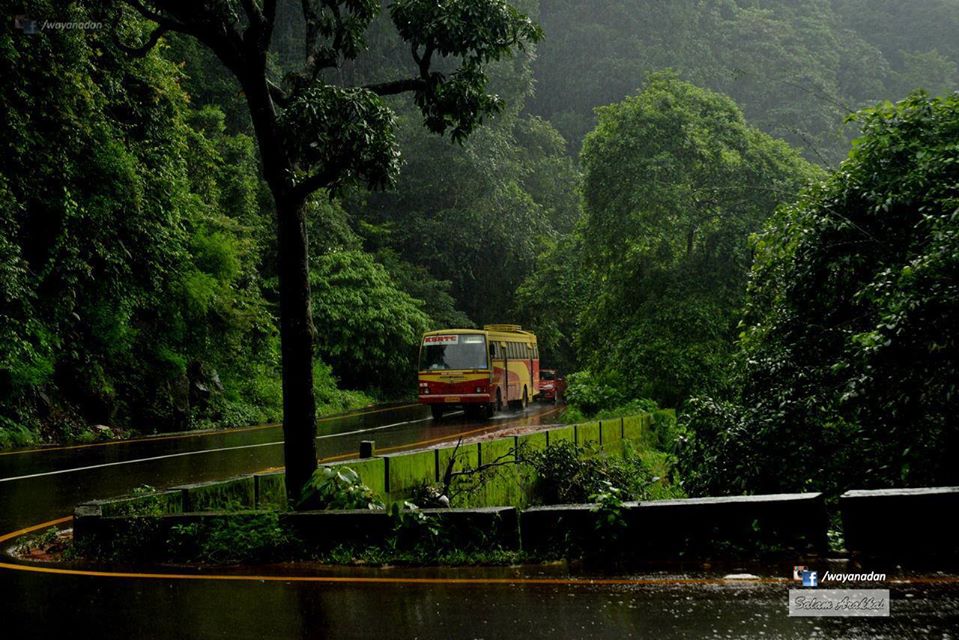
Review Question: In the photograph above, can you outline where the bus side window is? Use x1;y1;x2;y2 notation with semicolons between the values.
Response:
489;343;496;358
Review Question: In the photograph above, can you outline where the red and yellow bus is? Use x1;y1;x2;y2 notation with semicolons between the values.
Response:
418;324;539;420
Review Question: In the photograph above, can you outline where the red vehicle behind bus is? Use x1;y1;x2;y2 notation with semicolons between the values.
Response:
418;325;539;420
537;369;566;403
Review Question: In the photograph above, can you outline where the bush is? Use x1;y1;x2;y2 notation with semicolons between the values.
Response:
529;440;682;504
298;466;385;511
167;513;294;564
562;370;626;415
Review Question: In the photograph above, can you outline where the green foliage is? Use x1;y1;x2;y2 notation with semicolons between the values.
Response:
388;501;441;550
390;0;543;141
13;527;69;559
528;440;681;505
350;111;576;327
681;91;959;496
590;481;628;549
298;466;385;511
512;233;587;372
410;481;449;508
167;513;293;564
280;86;399;193
311;361;376;415
562;371;625;416
0;416;36;449
0;1;292;444
310;249;430;393
571;73;819;406
529;0;959;163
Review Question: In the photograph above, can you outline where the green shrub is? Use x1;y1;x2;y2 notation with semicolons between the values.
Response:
167;513;294;564
530;440;684;504
298;466;385;511
563;371;625;415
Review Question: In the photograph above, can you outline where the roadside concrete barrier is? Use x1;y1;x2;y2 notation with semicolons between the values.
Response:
521;493;828;559
841;486;959;565
254;471;287;509
421;506;520;550
280;509;393;551
174;476;255;511
384;449;437;502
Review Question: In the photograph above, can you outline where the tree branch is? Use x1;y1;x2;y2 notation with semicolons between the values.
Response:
239;0;264;27
262;0;278;43
290;168;336;203
301;0;320;58
114;24;169;57
440;438;529;502
124;0;186;32
118;1;249;75
362;78;426;96
359;42;437;97
267;79;289;107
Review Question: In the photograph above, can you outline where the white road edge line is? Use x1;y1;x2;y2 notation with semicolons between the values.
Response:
0;412;462;484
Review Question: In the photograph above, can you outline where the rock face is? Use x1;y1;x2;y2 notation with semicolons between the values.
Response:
168;373;191;431
188;361;223;405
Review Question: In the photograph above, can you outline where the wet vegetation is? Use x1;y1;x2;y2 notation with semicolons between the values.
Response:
3;1;959;503
72;433;684;566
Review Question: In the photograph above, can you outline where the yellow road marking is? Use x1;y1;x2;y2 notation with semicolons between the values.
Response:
0;516;73;545
1;552;955;586
0;559;798;585
0;404;419;457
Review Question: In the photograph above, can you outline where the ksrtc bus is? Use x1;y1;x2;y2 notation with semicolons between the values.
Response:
417;325;539;420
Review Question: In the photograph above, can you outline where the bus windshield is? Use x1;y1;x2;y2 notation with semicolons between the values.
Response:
419;335;488;370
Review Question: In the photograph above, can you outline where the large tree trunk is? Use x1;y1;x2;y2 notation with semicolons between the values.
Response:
236;68;320;506
276;194;318;504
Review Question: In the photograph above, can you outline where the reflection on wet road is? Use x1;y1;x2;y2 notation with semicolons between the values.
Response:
3;562;958;639
0;402;559;533
2;402;957;639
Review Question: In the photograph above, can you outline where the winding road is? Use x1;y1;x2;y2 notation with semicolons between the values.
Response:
1;403;956;639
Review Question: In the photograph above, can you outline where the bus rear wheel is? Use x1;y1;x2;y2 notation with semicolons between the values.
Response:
509;387;529;412
430;405;444;421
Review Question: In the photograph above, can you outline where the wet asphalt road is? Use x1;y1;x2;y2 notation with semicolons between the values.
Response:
1;402;957;639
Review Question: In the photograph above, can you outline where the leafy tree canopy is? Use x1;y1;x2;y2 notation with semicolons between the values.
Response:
571;73;819;406
681;91;959;496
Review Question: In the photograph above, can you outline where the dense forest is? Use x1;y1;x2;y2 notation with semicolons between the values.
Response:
2;0;957;497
